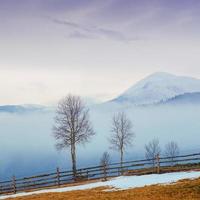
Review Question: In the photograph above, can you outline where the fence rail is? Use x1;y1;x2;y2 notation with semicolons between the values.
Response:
1;152;200;195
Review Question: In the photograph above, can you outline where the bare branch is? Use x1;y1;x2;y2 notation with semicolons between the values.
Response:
145;138;161;167
165;141;179;165
100;152;111;167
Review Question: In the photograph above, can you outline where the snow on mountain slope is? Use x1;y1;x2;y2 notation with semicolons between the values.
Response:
113;72;200;106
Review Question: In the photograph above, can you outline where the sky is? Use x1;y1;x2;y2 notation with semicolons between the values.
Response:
1;0;200;105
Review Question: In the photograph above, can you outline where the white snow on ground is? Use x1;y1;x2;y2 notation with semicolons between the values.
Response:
1;171;200;199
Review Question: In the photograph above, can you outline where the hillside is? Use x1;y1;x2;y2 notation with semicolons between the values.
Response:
1;172;200;200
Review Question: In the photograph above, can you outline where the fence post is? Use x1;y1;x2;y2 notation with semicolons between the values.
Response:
56;167;60;187
103;164;107;181
156;154;160;174
12;176;16;194
86;170;89;180
121;163;123;175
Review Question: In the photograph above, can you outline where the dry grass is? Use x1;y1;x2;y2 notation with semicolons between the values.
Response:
5;178;200;200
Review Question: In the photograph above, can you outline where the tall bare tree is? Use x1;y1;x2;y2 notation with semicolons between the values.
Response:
165;141;179;165
145;138;161;167
53;95;95;177
109;112;134;170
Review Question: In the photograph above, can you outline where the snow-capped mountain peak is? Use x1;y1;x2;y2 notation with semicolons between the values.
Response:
113;72;200;105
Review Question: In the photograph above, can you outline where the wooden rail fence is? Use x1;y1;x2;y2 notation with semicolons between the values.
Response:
0;152;200;195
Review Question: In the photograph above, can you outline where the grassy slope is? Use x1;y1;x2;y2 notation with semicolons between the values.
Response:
5;178;200;200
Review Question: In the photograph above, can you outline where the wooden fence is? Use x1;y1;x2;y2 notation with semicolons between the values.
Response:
0;152;200;195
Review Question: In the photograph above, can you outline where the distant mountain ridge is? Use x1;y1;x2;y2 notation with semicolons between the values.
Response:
112;72;200;106
1;72;200;113
161;92;200;105
0;104;48;113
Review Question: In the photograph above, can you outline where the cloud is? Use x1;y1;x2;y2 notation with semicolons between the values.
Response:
51;17;137;41
68;31;97;39
95;27;137;41
51;18;81;29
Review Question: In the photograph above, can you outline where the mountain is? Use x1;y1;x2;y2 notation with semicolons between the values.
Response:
112;72;200;106
3;72;200;112
0;104;49;113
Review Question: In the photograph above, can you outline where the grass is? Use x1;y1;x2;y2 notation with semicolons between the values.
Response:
125;163;200;176
4;177;200;200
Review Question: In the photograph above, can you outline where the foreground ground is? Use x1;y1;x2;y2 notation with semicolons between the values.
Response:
3;177;200;200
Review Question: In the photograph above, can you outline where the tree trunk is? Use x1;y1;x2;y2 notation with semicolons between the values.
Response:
71;143;77;179
120;149;123;175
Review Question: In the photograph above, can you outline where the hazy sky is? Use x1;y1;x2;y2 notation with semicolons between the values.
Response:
1;0;200;105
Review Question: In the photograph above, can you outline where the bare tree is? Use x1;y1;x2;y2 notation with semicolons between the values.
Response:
100;152;110;181
145;138;161;167
53;95;95;178
109;112;134;171
165;141;179;165
100;152;110;167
